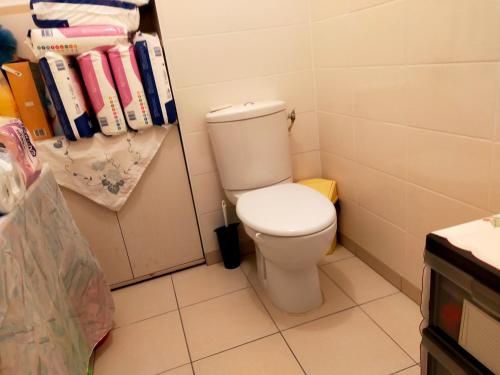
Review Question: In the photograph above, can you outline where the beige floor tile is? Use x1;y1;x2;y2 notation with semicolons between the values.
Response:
321;257;398;304
318;245;354;265
283;307;414;375
248;266;355;330
395;365;420;375
193;334;303;375
181;288;277;360
173;263;249;307
362;293;422;362
159;364;194;375
112;276;177;328
94;312;190;375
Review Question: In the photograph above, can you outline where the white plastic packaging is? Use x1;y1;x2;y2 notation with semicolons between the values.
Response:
78;50;127;136
108;44;152;130
133;32;177;125
0;148;25;215
39;52;94;141
30;0;140;32
28;25;128;58
0;118;41;188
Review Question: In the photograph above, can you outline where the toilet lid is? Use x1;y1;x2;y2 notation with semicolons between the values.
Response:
236;183;336;237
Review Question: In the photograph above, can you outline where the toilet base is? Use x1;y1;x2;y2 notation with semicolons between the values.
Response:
265;260;323;314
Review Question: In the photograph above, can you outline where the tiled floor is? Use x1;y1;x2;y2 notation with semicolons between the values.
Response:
93;246;422;375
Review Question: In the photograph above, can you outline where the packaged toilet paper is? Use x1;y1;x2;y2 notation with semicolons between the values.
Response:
108;44;152;130
30;0;140;32
133;32;177;125
78;50;127;136
0;148;25;215
28;25;128;58
39;52;95;141
0;117;41;188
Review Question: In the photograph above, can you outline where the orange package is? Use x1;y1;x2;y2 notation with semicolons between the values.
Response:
3;61;53;140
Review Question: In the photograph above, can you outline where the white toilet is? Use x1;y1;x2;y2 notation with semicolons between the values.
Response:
206;100;337;313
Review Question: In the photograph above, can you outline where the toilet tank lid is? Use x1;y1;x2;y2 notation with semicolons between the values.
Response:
206;100;286;123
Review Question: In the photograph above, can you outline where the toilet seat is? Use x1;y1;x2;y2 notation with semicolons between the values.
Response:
236;183;336;237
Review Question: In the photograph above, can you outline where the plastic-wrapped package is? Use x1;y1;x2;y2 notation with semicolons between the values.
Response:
108;44;152;130
0;148;25;215
30;0;140;32
0;117;41;188
28;25;128;58
78;50;127;136
39;52;94;141
133;32;177;125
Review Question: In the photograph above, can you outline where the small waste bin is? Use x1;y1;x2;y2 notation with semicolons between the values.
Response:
214;223;240;269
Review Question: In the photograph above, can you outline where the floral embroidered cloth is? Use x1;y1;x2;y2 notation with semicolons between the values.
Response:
0;165;114;375
36;126;170;211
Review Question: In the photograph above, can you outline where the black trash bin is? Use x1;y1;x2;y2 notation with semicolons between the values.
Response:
214;223;240;269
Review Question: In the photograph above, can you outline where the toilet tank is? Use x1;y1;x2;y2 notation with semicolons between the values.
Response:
206;100;292;191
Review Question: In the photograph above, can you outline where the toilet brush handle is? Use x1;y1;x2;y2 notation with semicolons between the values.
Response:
221;200;229;227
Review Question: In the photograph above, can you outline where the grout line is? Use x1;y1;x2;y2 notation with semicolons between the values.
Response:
311;0;402;23
111;309;179;331
191;332;279;363
321;148;491;220
358;305;418;365
177;285;251;310
170;276;196;374
153;362;192;375
389;364;420;375
318;261;399;306
314;60;499;70
165;21;310;42
174;68;314;91
239;263;307;374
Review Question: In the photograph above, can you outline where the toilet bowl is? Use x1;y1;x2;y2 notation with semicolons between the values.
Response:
236;183;336;313
206;100;337;313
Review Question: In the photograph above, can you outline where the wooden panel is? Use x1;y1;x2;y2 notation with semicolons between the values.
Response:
118;127;204;277
61;187;133;285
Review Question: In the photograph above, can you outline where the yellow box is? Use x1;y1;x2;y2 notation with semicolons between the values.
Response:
4;61;53;140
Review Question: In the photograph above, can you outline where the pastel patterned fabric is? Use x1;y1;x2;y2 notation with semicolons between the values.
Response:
36;126;169;211
0;165;114;375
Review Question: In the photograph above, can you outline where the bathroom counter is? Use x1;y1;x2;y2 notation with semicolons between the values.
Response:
0;165;114;374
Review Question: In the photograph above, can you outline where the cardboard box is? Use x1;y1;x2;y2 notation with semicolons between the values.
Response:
4;61;53;140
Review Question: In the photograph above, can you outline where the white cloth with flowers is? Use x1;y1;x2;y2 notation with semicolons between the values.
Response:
36;126;170;211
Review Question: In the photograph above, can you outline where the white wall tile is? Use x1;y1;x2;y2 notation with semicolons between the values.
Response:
183;132;217;176
318;112;356;159
352;66;409;125
407;128;492;209
406;63;497;139
190;172;226;214
357;166;407;230
406;183;489;240
316;68;355;115
165;24;311;88
355;118;408;179
357;207;406;272
321;152;359;202
406;0;500;64
310;0;395;21
175;70;316;134
292;151;322;181
289;111;320;154
157;0;309;38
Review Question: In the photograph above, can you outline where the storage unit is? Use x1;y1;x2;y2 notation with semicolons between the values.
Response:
422;220;500;375
63;127;205;288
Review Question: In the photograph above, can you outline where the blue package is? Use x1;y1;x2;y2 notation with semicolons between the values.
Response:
133;32;177;125
39;52;94;141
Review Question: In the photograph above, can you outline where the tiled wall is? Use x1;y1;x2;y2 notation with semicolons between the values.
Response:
155;0;321;259
311;0;500;290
